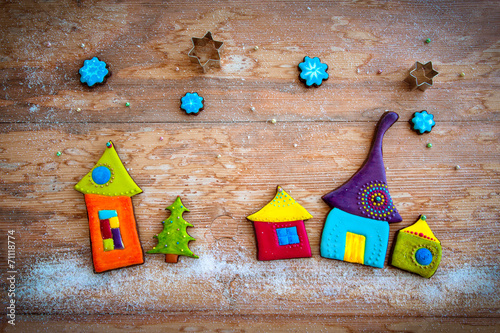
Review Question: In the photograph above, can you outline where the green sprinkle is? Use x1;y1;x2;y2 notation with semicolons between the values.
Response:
426;143;433;148
125;102;130;107
421;215;427;221
425;38;431;44
56;151;62;156
459;72;465;77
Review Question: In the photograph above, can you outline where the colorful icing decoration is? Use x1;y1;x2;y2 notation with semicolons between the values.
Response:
320;112;402;268
98;210;124;251
79;57;109;87
411;110;435;134
148;196;198;263
298;56;329;87
181;92;204;114
358;181;397;220
74;141;144;273
391;215;442;278
247;186;313;261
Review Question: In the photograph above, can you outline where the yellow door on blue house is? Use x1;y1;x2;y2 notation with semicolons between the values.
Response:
344;232;366;264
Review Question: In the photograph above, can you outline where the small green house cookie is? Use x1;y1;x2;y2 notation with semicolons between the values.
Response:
391;215;442;278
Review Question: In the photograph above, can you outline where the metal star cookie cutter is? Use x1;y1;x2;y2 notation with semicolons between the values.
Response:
188;31;223;73
404;61;439;91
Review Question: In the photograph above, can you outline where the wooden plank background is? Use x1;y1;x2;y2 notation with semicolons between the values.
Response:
1;0;499;331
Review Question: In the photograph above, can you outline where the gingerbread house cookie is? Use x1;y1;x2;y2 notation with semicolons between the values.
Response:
74;141;144;273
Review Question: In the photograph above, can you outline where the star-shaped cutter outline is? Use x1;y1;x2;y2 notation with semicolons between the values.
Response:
188;31;224;73
404;61;439;91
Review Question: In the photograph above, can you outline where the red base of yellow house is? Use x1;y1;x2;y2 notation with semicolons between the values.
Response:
85;194;144;273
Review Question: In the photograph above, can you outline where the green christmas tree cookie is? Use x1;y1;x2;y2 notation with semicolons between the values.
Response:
148;197;198;263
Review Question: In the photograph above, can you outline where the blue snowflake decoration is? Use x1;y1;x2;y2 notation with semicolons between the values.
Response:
79;57;109;87
411;110;436;134
298;56;329;87
181;92;204;114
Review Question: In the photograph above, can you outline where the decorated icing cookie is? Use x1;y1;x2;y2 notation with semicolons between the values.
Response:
181;92;204;114
74;141;144;273
320;112;402;268
298;56;329;87
79;57;110;87
411;110;435;134
391;215;442;278
148;196;198;263
247;186;313;261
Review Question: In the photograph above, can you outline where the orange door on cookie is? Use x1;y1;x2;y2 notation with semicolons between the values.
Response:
84;194;144;273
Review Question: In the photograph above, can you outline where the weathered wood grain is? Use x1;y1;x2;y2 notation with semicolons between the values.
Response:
4;315;500;333
0;1;499;123
0;123;498;320
0;0;499;330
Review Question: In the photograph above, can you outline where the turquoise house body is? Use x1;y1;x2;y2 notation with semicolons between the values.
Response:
320;208;389;268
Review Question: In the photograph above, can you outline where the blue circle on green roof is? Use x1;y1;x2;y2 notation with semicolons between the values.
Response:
92;166;111;184
415;248;433;266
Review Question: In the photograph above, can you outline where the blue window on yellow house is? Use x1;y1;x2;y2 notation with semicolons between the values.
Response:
276;227;300;246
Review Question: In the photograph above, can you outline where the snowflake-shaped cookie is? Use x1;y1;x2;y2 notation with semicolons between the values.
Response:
411;110;435;134
79;57;109;87
298;56;329;87
181;92;204;114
